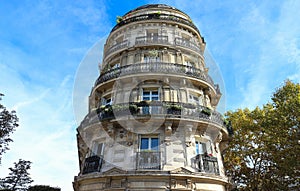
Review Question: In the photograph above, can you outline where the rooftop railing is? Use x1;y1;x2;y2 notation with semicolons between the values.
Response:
111;13;200;34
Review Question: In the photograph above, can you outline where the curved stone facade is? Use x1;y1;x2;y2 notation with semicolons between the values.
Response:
74;4;230;191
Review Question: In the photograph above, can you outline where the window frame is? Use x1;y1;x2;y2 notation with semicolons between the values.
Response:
89;142;105;157
139;135;159;152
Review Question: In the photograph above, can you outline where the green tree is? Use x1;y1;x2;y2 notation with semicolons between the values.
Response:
224;80;300;190
1;159;33;191
0;93;19;164
28;185;61;191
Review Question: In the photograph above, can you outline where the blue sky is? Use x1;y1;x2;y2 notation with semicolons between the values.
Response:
0;0;299;190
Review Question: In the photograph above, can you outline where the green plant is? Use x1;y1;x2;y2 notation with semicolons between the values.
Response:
166;103;182;110
116;16;123;23
129;104;139;113
139;100;150;106
201;107;211;116
148;49;158;57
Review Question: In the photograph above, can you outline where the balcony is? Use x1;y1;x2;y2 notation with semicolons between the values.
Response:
175;37;201;53
192;154;219;175
82;155;103;174
95;62;215;89
135;36;169;45
97;101;226;129
136;151;161;170
105;40;129;57
111;13;200;34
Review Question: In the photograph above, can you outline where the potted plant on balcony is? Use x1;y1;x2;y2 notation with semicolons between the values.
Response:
201;107;211;116
148;49;158;57
166;103;182;115
154;11;161;18
116;16;123;24
139;100;150;106
129;104;139;114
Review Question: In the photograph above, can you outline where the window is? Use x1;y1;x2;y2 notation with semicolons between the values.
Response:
90;142;104;157
142;89;159;114
147;29;158;42
143;89;159;101
112;63;120;69
137;136;160;169
194;139;218;174
83;142;104;174
144;55;160;63
195;141;207;155
189;94;200;105
102;96;113;106
184;60;195;74
140;136;159;151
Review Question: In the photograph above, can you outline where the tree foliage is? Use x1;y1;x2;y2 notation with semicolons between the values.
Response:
0;159;33;191
224;80;300;190
0;93;19;164
28;185;61;191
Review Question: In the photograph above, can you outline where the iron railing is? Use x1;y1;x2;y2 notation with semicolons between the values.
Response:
111;13;200;34
192;154;219;175
95;62;215;88
136;151;161;170
135;35;169;45
175;37;201;53
105;40;129;57
82;155;103;174
97;101;226;129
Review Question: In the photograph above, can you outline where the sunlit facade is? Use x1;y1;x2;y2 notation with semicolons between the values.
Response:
73;4;231;191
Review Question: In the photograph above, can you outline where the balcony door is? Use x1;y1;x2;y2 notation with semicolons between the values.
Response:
142;88;159;114
83;142;104;174
137;136;160;169
146;29;158;42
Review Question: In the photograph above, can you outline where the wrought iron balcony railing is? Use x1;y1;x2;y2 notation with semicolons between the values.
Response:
192;154;219;175
95;62;216;90
97;101;226;129
82;155;103;174
135;36;169;45
174;37;201;53
111;13;200;34
136;151;161;170
104;36;202;58
105;40;129;57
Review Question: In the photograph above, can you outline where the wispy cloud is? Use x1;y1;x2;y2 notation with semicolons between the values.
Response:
0;1;111;190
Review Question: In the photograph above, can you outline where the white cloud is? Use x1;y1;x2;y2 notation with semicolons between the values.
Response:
0;64;77;191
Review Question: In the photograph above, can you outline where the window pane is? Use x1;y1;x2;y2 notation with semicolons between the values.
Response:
96;143;103;156
151;138;159;150
152;96;159;101
201;142;207;154
195;141;199;155
140;138;149;150
143;97;150;101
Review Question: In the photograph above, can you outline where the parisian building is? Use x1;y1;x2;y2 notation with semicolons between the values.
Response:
73;4;231;191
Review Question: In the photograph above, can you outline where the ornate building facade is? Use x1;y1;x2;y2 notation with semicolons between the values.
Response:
73;4;231;191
